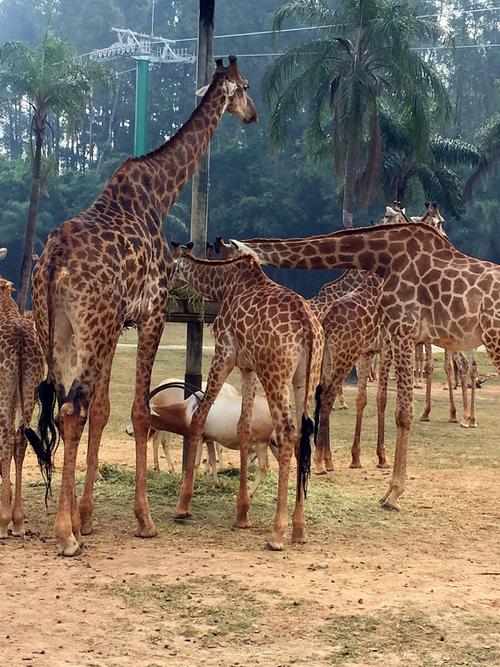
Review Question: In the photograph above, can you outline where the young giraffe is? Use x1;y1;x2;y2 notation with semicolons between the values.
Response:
0;279;44;538
229;222;500;509
27;57;257;556
381;203;477;427
170;244;324;550
215;237;386;472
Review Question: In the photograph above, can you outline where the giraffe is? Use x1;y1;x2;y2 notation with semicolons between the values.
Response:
380;202;478;427
0;279;44;538
170;244;324;550
26;56;257;556
228;222;500;509
215;236;387;471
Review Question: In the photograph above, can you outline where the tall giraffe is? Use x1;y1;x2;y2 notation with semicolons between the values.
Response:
229;223;500;509
380;203;478;427
170;245;324;550
0;279;44;538
27;57;257;556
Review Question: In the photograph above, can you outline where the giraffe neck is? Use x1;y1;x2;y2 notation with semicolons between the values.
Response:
235;223;453;275
0;289;18;319
177;255;266;303
101;78;230;225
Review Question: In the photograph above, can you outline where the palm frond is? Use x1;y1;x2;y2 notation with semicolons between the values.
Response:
272;0;337;32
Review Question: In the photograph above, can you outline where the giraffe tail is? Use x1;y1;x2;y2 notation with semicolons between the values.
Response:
25;260;60;503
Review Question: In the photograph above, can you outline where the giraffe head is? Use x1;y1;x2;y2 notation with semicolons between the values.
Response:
0;277;14;302
421;202;446;236
377;201;411;225
197;56;257;125
214;236;237;259
170;241;194;288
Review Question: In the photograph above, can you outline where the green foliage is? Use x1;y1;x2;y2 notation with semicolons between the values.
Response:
264;0;451;224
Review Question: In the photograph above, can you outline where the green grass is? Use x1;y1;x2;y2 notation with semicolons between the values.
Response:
104;574;259;647
322;608;500;666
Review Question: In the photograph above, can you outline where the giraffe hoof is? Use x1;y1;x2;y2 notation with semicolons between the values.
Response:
469;421;478;429
265;540;284;551
325;466;334;473
291;530;307;544
459;421;470;429
234;519;252;529
349;462;362;469
419;415;430;422
377;462;390;469
134;523;158;538
379;499;400;511
10;527;25;537
448;417;458;423
173;512;192;523
80;522;94;536
57;534;84;557
314;468;328;476
0;527;9;539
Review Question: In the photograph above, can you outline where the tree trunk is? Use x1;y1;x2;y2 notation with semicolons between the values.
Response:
342;92;361;229
17;124;43;312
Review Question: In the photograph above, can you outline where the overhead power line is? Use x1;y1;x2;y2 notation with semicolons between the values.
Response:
216;42;500;59
174;5;500;43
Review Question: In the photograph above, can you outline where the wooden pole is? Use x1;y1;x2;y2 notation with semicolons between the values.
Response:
183;0;215;472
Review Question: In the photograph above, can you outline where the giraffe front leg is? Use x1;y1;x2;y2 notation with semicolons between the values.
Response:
380;335;414;511
133;315;165;539
467;351;478;428
456;353;470;427
375;341;391;469
445;351;458;423
419;343;433;421
350;355;370;469
234;371;257;528
175;348;235;519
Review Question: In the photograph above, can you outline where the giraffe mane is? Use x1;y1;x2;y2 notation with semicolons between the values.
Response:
181;253;262;268
236;222;452;247
127;74;225;164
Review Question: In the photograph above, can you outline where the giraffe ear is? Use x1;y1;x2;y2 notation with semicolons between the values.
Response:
424;201;430;208
185;242;194;251
195;84;210;97
171;241;180;248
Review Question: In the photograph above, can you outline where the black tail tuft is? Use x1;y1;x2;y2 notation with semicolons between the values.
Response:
299;415;314;498
26;377;59;504
313;384;323;445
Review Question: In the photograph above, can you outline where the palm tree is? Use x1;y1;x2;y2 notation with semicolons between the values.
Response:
464;113;500;201
264;0;450;228
0;32;108;309
379;107;481;217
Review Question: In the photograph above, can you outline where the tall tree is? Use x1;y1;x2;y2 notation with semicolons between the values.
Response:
264;0;450;227
0;32;108;308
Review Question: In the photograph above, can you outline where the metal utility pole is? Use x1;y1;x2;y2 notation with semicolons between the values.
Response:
134;58;149;155
183;0;215;471
89;28;195;157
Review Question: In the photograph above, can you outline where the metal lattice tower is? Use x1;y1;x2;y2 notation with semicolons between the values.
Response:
89;28;196;155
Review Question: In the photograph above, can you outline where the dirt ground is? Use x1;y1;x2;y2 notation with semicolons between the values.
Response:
1;353;499;666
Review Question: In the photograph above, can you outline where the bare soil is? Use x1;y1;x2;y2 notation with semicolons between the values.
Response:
1;360;499;666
